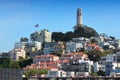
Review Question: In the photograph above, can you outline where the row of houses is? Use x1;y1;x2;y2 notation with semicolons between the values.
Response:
1;30;120;76
3;29;119;61
24;52;91;77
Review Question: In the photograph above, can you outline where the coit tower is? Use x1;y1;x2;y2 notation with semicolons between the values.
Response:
77;8;82;25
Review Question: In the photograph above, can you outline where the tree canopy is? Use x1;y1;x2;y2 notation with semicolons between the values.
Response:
0;58;33;68
74;25;98;38
24;69;48;78
52;24;98;42
86;49;104;62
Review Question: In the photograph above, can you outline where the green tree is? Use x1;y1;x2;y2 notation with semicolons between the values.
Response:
74;26;85;38
24;69;48;78
9;61;20;68
37;69;48;74
52;32;65;42
52;24;98;42
87;49;104;62
73;24;98;38
84;26;98;38
24;69;36;78
18;58;33;68
0;58;11;68
63;31;73;42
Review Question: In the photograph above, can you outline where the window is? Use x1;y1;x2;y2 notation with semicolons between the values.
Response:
49;71;57;75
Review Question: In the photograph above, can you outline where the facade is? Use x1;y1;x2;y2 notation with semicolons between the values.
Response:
60;52;91;76
30;29;52;43
44;42;65;54
44;42;57;54
66;42;83;52
29;51;43;58
54;41;65;53
14;42;28;49
25;54;60;70
100;53;120;76
33;54;59;63
44;47;54;54
0;52;10;58
101;54;116;62
46;70;75;77
15;41;42;53
29;41;42;51
110;69;120;76
105;62;117;76
93;62;100;72
61;60;93;76
86;43;103;51
9;48;26;61
60;52;88;60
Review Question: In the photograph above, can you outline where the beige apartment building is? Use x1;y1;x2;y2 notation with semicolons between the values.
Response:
9;48;26;61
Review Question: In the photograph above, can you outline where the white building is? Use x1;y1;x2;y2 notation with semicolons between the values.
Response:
100;54;120;75
14;41;42;52
14;42;28;49
101;54;116;62
44;42;64;54
9;48;26;61
29;41;42;51
30;29;52;43
66;42;83;52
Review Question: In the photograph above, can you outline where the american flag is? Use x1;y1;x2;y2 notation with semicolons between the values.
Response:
35;24;39;28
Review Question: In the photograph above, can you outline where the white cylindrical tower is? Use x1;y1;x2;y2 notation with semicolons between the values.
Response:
77;8;82;25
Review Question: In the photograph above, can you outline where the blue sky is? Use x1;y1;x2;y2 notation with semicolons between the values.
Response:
0;0;120;52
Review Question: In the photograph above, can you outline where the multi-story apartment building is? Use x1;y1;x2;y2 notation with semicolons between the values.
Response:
15;41;42;53
44;41;65;54
30;29;52;43
66;37;90;52
66;42;84;52
9;48;26;61
99;53;120;76
14;42;28;49
54;41;65;53
61;59;93;76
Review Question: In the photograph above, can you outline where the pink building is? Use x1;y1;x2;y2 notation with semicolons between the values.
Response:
60;52;88;60
33;54;59;63
24;54;60;70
